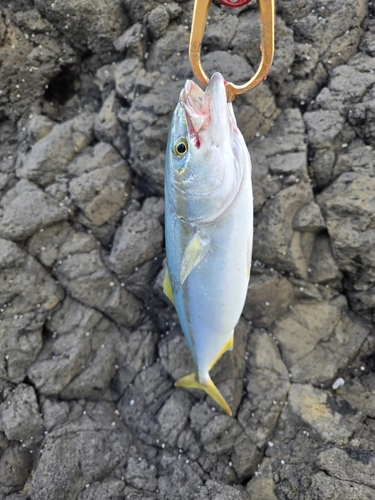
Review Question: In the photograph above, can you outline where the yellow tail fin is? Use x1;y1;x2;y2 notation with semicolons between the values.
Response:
175;373;232;416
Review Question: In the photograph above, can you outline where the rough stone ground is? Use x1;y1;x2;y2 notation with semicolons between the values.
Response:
0;0;374;498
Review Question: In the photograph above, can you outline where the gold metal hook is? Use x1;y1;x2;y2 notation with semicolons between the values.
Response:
189;0;275;102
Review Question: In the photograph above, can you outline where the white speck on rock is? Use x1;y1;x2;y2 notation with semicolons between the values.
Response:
332;378;345;390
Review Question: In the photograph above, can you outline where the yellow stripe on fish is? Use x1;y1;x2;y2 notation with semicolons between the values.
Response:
163;267;175;306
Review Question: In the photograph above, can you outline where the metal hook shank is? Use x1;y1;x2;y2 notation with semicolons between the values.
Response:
189;0;275;101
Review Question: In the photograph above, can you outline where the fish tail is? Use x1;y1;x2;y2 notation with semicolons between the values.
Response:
175;373;232;416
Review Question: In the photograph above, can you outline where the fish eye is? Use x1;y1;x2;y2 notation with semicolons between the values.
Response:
173;137;188;158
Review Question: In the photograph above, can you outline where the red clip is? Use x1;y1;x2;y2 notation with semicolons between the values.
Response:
218;0;252;7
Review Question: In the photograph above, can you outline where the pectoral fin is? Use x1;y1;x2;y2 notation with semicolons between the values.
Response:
181;230;210;284
163;267;175;306
175;373;232;416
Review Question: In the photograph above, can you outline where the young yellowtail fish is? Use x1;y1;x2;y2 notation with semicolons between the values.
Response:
164;73;253;416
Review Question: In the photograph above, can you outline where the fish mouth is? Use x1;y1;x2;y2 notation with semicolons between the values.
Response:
180;73;228;141
181;80;207;137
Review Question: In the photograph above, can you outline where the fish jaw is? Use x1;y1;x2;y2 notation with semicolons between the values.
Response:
181;73;230;147
181;80;207;142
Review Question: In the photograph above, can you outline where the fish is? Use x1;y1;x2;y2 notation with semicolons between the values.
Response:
163;72;253;416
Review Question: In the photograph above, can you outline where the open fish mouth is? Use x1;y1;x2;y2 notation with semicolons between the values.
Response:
180;73;228;139
181;80;208;136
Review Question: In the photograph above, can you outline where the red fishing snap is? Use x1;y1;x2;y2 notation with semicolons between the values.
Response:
218;0;252;7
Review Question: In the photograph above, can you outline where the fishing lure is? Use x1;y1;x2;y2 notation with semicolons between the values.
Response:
163;0;274;415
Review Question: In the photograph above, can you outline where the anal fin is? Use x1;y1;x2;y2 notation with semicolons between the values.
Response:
209;331;234;370
163;267;175;306
175;373;232;416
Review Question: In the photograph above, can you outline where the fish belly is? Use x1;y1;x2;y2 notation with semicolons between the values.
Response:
166;175;253;379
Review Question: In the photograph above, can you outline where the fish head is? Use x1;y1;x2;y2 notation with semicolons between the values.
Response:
165;73;246;223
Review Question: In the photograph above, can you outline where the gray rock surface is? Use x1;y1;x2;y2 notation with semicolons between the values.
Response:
109;197;164;280
69;142;132;234
34;0;129;54
0;0;375;498
0;238;63;383
24;402;132;500
243;269;294;328
253;181;315;278
0;180;70;240
0;384;44;442
16;114;95;187
270;299;371;384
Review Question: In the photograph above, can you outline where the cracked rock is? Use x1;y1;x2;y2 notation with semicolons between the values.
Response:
238;330;289;464
308;233;343;285
125;456;157;491
246;458;276;500
0;443;33;498
0;384;44;442
317;172;375;317
0;8;78;120
24;402;132;500
41;398;70;432
0;1;375;498
0;180;69;241
316;447;375;488
109;197;164;278
114;22;148;59
34;0;128;54
77;478;125;500
311;471;375;500
112;322;158;395
94;92;129;158
125;74;183;193
27;295;134;401
288;384;364;445
243;270;294;328
69;142;131;227
147;6;172;41
0;238;63;383
196;480;249;500
16;114;95;187
253;182;314;277
270;300;371;384
53;228;143;327
292;202;325;232
277;0;367;106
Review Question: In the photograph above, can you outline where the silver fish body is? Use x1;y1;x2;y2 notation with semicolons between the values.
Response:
164;73;253;415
